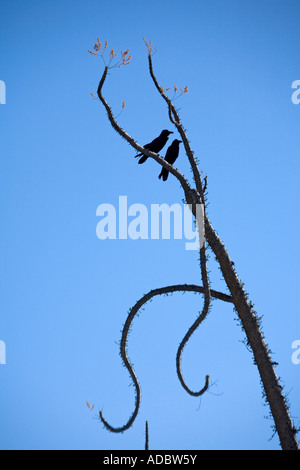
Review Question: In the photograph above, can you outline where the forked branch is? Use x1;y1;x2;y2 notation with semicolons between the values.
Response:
97;67;192;197
97;44;213;430
146;50;203;197
144;42;212;398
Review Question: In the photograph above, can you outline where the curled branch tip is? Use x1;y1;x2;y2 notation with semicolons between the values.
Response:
99;284;231;432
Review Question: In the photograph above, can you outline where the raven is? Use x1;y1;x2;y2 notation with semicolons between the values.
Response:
135;129;173;164
158;139;182;181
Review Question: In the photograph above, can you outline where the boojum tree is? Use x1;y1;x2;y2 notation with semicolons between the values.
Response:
88;38;299;450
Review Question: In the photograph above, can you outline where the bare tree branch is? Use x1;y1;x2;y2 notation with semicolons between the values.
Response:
99;284;232;433
147;53;204;198
97;67;192;197
144;47;213;398
204;217;299;450
176;248;211;396
97;62;214;402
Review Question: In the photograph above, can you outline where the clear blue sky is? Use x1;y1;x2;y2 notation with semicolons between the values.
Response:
0;0;299;450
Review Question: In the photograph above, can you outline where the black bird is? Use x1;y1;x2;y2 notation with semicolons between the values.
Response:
135;129;173;164
158;139;182;181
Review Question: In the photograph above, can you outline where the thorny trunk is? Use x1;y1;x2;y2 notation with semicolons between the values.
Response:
205;217;298;450
185;170;298;450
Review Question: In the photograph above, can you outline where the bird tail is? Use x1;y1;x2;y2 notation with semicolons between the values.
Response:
158;168;169;181
138;155;148;164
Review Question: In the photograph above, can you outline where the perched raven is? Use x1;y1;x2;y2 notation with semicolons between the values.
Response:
135;129;173;164
158;139;182;181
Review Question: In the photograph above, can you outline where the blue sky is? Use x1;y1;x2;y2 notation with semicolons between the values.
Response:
0;0;299;450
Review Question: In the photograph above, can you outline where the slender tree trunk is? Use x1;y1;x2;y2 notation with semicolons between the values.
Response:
205;217;298;450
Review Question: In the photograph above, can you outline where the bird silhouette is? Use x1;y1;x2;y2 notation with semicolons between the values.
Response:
135;129;173;164
158;139;182;181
